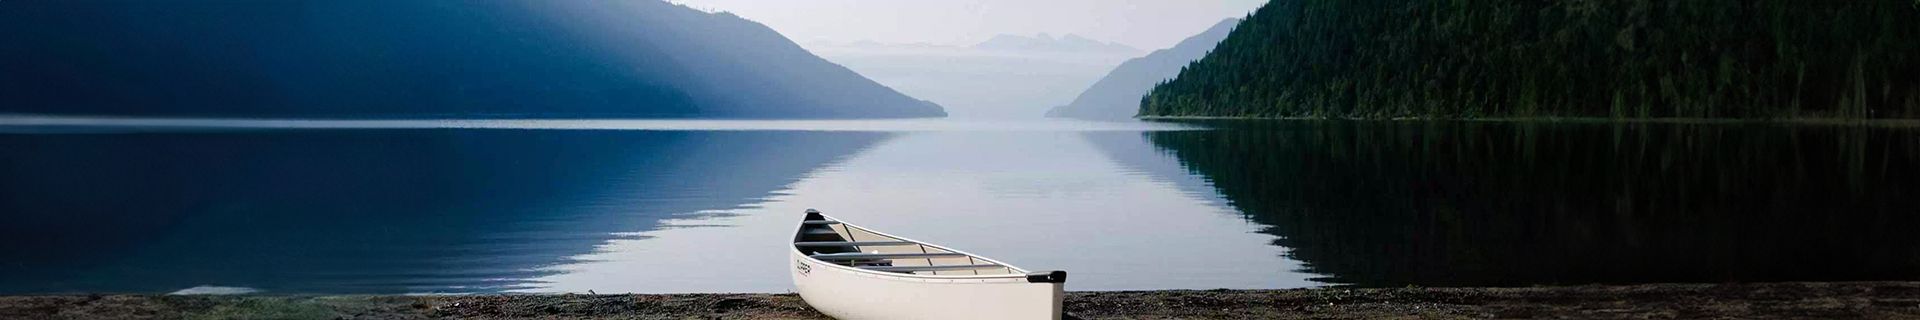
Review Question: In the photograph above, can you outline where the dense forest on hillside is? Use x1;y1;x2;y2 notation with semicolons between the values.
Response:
1141;0;1920;119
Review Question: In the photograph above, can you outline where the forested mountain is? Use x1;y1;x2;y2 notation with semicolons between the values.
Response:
1047;19;1238;120
1141;0;1920;119
0;1;944;119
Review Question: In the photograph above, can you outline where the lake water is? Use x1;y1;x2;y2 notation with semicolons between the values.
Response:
2;119;1917;294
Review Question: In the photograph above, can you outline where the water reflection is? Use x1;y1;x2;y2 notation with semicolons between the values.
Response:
533;132;1307;292
0;130;884;294
9;119;1912;294
1144;121;1920;287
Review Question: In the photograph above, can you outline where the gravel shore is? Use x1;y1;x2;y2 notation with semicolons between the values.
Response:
5;282;1917;319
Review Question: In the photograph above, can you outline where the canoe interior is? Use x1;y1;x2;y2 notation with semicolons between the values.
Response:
795;216;1018;276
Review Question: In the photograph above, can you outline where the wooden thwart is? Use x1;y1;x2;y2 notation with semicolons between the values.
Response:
794;241;917;247
859;264;1007;272
809;252;967;260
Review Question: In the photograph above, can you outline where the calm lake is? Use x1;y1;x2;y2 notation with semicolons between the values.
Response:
2;119;1917;294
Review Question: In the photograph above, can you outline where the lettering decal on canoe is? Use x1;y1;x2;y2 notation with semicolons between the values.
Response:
795;260;811;276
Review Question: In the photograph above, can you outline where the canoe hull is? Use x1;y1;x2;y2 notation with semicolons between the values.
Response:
791;249;1064;320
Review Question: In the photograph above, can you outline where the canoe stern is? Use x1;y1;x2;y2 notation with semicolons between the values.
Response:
791;249;1063;320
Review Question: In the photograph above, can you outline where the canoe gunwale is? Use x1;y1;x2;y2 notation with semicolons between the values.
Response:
793;214;1034;281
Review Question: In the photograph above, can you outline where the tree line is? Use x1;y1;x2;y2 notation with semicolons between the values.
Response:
1141;0;1920;119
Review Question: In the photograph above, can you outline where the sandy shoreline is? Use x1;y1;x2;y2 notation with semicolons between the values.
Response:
5;282;1918;319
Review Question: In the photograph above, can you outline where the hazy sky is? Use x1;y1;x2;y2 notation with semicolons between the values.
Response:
666;0;1268;50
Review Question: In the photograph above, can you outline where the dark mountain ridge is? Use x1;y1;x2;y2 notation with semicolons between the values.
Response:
0;1;944;119
1046;19;1239;120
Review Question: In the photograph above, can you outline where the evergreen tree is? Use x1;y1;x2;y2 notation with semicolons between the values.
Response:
1142;0;1920;119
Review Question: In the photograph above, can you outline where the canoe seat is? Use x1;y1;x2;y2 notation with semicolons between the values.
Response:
809;252;968;260
801;221;841;225
859;264;1006;273
802;229;839;236
794;241;916;247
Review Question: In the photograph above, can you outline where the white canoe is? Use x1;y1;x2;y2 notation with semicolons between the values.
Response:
789;209;1066;320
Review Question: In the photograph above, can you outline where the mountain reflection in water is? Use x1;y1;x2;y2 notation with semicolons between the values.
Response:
1142;121;1920;287
4;119;1918;293
0;130;884;294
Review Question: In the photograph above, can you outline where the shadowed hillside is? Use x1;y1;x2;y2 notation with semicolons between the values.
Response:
0;1;943;119
1048;19;1238;121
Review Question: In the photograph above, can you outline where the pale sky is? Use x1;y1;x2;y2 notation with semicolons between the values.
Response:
666;0;1268;50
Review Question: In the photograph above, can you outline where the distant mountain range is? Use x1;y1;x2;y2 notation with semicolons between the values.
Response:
0;1;944;119
1047;19;1239;120
972;33;1141;55
805;35;1139;119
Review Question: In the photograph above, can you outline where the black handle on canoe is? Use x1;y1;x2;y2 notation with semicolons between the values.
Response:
1026;270;1067;283
804;208;824;221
